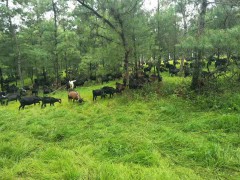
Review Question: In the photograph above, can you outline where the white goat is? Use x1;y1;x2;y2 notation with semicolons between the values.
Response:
69;80;76;89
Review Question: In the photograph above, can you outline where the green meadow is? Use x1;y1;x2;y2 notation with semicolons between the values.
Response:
0;75;239;179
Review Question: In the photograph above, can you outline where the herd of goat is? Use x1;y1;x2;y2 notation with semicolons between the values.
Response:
0;79;128;110
0;63;160;110
0;55;237;110
0;65;160;110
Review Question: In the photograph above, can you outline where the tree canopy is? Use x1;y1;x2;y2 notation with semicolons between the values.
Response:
0;0;240;89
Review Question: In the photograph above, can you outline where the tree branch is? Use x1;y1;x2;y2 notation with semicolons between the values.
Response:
121;0;143;16
76;0;118;33
95;33;121;45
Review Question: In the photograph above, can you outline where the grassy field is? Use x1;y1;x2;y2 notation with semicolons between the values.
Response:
0;75;239;179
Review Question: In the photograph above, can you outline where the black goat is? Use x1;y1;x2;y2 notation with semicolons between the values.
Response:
6;93;21;105
23;86;31;90
41;97;61;108
19;96;42;110
116;82;125;93
166;64;179;76
102;86;116;98
6;84;19;93
43;86;53;96
0;91;6;97
215;59;228;68
144;66;152;73
20;88;27;96
32;88;39;96
112;72;122;79
0;95;7;105
92;89;105;101
101;75;110;84
31;83;39;96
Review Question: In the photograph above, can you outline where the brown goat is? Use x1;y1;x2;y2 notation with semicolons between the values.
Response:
116;82;125;93
149;74;158;82
68;91;83;103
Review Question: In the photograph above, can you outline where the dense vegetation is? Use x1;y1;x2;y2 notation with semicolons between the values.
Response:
0;74;240;179
0;0;240;179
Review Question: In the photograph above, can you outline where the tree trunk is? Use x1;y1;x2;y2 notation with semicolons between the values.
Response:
157;56;161;82
30;67;34;84
64;51;68;79
123;50;130;86
191;0;207;90
156;0;162;80
0;68;3;91
118;16;130;87
132;29;138;74
217;48;220;60
16;45;24;87
173;48;176;66
182;5;188;35
180;56;185;75
43;67;47;82
102;59;105;67
6;0;24;87
52;0;59;87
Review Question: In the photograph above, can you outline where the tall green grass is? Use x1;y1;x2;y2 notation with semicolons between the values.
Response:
0;75;239;179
